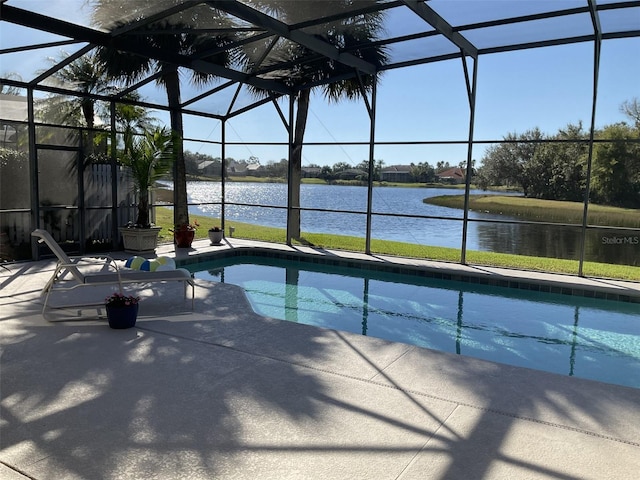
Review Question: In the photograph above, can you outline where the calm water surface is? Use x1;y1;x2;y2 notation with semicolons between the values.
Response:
192;257;640;388
183;182;637;265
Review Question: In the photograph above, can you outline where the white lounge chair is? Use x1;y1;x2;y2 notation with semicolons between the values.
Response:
31;229;195;315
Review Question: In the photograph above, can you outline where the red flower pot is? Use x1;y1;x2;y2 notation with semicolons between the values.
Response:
174;227;195;248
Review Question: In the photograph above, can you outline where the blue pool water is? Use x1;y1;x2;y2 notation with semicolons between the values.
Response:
190;257;640;388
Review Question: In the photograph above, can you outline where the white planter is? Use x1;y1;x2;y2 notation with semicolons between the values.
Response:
208;230;223;245
119;226;162;254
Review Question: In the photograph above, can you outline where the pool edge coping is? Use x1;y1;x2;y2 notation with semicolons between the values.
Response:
167;240;640;304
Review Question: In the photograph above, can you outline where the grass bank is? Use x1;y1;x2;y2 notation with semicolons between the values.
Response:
424;194;640;228
153;207;639;281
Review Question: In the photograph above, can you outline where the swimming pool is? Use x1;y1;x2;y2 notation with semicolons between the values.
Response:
190;256;640;389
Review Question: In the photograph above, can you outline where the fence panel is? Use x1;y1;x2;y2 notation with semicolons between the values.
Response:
85;164;135;243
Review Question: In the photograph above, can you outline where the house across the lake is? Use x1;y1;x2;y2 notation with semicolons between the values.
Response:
338;168;368;180
380;165;413;182
435;167;465;184
302;166;322;178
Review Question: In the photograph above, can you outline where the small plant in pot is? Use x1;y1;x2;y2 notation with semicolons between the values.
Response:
171;220;199;248
104;292;140;329
208;225;223;245
118;127;174;253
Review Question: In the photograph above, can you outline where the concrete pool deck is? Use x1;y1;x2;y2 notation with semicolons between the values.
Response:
1;238;639;479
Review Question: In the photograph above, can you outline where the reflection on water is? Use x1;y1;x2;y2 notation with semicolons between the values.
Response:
185;181;638;265
193;258;640;389
477;222;639;265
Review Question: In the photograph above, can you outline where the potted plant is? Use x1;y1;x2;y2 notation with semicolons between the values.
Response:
105;292;140;329
118;127;173;253
208;225;223;245
171;220;199;248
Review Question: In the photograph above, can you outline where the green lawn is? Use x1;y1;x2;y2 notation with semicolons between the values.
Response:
153;207;639;281
424;194;640;228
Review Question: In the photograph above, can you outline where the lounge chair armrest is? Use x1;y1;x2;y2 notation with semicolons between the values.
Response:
64;255;121;270
54;255;122;281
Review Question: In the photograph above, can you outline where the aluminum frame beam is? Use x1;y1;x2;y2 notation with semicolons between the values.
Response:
0;4;291;95
206;0;378;75
401;0;478;58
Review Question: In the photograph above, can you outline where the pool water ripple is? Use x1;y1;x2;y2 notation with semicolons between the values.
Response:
190;257;640;389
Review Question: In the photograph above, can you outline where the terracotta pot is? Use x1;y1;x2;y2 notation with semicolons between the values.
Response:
174;228;195;248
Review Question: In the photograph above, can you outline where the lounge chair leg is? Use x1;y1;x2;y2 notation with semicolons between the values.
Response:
42;287;53;315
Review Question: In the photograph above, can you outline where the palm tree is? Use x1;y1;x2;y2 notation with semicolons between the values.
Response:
38;51;113;157
238;0;388;239
120;126;174;228
112;92;159;155
91;1;234;228
48;52;110;129
0;72;24;95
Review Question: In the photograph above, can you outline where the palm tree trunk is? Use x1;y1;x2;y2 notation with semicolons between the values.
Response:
288;89;310;239
81;98;95;158
136;187;150;227
165;69;189;227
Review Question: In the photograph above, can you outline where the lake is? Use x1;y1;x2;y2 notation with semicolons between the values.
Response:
182;181;637;266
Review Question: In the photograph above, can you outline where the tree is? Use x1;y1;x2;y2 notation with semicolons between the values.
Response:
436;161;450;172
320;165;333;181
532;123;586;201
476;128;543;195
332;162;352;174
354;159;384;181
0;73;23;95
620;97;640;129
112;92;158;155
591;123;640;207
120;127;174;227
38;52;113;157
374;159;385;181
410;162;436;183
92;1;234;228
184;151;222;177
239;0;388;238
46;52;111;129
264;158;288;178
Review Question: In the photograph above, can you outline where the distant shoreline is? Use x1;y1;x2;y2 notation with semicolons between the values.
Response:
164;176;516;191
424;194;640;228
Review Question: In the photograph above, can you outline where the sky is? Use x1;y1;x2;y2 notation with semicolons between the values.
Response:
174;37;640;168
1;1;639;168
